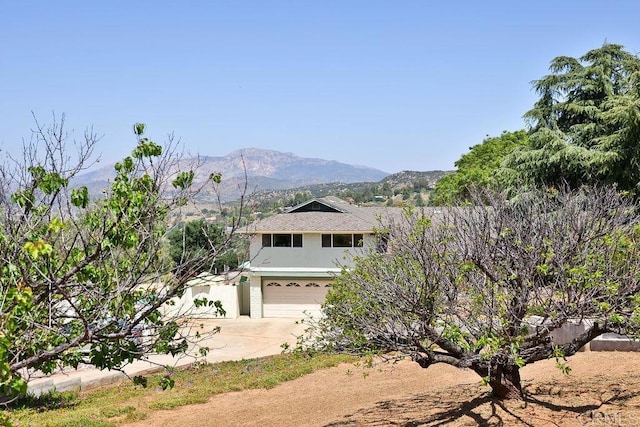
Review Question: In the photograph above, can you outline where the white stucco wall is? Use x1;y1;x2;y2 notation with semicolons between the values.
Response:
526;316;640;351
161;273;244;319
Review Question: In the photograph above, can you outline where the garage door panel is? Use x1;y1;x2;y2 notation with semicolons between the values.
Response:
263;282;330;318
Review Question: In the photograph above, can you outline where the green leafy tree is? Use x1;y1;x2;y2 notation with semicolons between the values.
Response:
412;178;432;192
167;218;241;274
303;186;640;399
401;187;412;201
0;117;245;403
500;43;640;194
381;182;392;198
431;130;528;205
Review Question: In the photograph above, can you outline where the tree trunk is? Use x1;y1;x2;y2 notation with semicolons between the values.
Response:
487;363;523;400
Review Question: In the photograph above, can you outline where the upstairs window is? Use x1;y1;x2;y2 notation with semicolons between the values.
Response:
321;233;364;248
273;234;292;247
333;234;352;247
262;233;303;248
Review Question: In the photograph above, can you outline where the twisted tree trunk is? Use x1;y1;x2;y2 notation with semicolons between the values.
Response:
470;355;524;400
486;363;523;400
416;353;524;400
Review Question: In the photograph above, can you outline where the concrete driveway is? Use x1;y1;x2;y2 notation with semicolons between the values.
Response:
198;316;308;363
27;316;307;396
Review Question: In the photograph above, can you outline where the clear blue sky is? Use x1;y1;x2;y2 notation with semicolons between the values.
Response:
2;1;639;174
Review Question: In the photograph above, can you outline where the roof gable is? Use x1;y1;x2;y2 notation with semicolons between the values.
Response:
287;198;344;213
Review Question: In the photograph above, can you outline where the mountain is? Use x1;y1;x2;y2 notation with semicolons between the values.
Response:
74;148;391;202
198;148;389;184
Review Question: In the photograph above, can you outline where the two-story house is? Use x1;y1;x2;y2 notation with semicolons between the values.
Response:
244;196;400;318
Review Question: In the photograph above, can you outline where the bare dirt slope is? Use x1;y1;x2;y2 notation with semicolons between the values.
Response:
123;351;640;426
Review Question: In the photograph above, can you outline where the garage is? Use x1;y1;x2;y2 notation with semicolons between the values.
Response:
262;280;331;319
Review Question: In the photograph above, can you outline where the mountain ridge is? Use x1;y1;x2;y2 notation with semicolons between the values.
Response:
74;148;445;202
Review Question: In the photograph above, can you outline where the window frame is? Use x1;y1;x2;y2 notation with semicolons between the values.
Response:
321;233;366;248
273;233;293;247
332;234;353;248
262;233;303;248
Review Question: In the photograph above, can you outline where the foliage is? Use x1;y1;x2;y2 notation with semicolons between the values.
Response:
0;116;245;404
303;186;640;399
500;43;640;195
431;130;528;205
166;218;241;274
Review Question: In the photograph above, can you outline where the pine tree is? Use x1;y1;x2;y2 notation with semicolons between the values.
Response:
500;43;640;194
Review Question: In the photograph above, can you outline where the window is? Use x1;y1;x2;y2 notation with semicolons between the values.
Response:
321;234;366;248
333;234;352;247
262;234;303;248
273;234;292;247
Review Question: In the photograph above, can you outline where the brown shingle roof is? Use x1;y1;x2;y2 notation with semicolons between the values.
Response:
246;197;402;233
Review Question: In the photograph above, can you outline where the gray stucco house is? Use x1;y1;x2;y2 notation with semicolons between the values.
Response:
244;196;400;318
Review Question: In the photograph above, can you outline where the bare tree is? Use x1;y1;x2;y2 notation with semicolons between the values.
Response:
304;186;640;399
0;116;248;402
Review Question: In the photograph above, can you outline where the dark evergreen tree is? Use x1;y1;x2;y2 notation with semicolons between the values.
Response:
500;43;640;194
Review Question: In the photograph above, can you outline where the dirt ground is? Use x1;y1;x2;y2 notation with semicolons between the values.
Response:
123;351;640;426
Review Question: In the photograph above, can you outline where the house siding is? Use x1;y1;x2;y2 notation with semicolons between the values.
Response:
250;233;375;270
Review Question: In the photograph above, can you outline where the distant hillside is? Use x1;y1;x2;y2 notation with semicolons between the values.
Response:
379;170;447;188
73;148;390;202
250;170;452;210
201;148;389;183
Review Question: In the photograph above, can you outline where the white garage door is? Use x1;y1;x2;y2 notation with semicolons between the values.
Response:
263;281;331;319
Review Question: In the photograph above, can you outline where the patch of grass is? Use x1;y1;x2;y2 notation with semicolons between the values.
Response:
98;405;137;418
9;390;78;412
8;352;355;426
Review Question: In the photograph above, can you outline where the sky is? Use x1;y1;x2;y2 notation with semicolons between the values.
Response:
2;1;640;174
